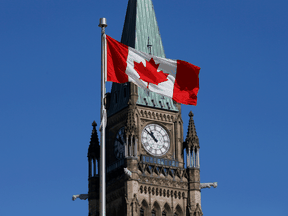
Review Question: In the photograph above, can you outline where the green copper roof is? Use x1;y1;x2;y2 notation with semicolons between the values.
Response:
108;0;178;117
121;0;165;57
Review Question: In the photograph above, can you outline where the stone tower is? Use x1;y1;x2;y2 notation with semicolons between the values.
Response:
87;0;203;215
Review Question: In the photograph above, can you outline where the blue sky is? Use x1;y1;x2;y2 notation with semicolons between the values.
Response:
1;0;288;215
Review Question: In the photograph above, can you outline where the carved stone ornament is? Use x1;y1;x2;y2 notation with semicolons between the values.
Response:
124;167;132;177
131;194;140;213
88;121;100;160
125;100;137;136
200;182;218;189
194;203;203;216
139;109;176;123
72;194;88;201
184;111;199;150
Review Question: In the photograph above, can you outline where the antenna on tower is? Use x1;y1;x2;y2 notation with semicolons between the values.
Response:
147;37;152;55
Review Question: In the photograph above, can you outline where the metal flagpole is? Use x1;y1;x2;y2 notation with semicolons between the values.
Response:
98;17;107;216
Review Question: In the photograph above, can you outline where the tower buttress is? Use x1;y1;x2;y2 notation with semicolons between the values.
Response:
184;112;203;216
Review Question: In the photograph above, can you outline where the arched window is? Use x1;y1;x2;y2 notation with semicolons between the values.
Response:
140;208;144;216
152;209;156;216
175;204;183;216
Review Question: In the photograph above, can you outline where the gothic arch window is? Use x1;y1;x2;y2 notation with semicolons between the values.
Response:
175;204;183;216
152;201;160;216
140;208;144;216
194;204;202;216
163;203;172;215
141;199;148;216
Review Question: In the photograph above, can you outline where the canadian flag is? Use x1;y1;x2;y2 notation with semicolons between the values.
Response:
106;35;200;105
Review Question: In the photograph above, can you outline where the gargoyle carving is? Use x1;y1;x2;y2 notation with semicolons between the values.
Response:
124;167;132;177
72;194;88;201
200;182;218;189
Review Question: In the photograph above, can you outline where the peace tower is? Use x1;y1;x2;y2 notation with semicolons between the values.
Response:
86;0;205;215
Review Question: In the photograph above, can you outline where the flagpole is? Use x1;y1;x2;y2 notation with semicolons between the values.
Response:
98;17;107;216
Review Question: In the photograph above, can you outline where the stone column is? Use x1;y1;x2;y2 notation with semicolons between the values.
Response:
194;150;196;168
125;136;128;157
148;187;152;213
183;193;186;216
197;148;200;168
187;148;191;168
130;136;133;156
171;190;174;214
134;138;138;158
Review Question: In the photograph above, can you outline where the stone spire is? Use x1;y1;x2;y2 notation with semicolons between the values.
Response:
184;111;199;150
87;121;100;160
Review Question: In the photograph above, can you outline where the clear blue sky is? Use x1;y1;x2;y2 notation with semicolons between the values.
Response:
1;0;287;215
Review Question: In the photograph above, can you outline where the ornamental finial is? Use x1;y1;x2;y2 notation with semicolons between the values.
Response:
147;37;152;55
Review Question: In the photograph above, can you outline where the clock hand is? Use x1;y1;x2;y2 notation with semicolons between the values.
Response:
145;129;158;143
150;131;158;143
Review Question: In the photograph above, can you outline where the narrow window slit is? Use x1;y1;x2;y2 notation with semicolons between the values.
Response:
166;102;170;109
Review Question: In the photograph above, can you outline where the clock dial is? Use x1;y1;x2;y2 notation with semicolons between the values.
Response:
114;127;125;159
141;124;170;156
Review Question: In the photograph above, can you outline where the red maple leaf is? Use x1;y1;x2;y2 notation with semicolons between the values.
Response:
134;58;169;88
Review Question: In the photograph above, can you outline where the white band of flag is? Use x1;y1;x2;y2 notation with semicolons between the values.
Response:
105;35;200;105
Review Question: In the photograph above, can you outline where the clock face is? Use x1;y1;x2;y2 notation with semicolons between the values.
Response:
141;124;170;156
114;127;125;159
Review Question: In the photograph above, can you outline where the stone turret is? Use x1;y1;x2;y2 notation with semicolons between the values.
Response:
184;111;200;168
184;112;203;216
185;111;200;149
88;121;100;177
87;121;100;216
